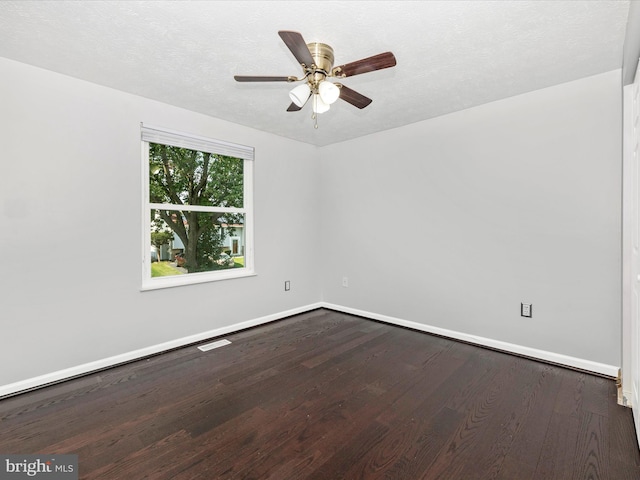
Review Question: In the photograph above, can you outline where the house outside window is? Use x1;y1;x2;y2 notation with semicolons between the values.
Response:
141;124;254;290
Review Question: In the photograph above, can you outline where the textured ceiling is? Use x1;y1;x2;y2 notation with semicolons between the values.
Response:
0;1;630;146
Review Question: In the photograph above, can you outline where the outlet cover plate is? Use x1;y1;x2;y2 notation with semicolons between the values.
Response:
521;303;532;317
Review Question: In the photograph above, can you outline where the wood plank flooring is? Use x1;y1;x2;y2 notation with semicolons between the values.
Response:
1;309;639;479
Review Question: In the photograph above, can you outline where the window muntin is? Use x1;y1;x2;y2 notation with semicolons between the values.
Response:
142;125;254;289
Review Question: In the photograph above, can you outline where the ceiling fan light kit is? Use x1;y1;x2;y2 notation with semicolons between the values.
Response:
289;83;311;107
318;80;340;104
234;30;397;128
312;94;331;114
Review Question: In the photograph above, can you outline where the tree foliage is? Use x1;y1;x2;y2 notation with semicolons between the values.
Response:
149;143;243;272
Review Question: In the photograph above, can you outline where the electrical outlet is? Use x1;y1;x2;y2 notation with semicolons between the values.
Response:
342;277;348;287
521;303;532;318
284;281;290;291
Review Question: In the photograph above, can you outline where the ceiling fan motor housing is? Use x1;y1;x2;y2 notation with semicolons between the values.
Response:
307;42;335;87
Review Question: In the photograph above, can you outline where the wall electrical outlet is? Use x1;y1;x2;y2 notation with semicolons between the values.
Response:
342;277;349;287
521;303;532;318
284;281;290;291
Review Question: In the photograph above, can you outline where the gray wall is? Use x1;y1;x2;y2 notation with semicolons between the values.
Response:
0;57;624;389
0;57;321;386
320;70;622;367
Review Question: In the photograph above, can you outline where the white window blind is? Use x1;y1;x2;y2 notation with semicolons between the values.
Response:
141;123;254;161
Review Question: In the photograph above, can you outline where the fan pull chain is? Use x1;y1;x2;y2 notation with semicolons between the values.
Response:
312;97;318;129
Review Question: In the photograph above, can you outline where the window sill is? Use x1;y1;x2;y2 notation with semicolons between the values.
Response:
141;268;256;291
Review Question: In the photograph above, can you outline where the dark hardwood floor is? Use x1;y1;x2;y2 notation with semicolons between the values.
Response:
1;309;639;479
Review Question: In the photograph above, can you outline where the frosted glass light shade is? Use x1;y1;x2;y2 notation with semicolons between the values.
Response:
318;81;340;105
289;84;311;107
312;94;330;114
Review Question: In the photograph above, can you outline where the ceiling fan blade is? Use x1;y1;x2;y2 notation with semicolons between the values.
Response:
332;52;397;78
234;75;292;82
339;85;373;109
278;30;314;67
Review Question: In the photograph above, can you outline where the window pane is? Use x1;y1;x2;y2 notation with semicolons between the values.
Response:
150;209;245;277
149;143;244;208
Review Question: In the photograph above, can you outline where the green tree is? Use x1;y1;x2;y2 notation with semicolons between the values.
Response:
149;144;243;272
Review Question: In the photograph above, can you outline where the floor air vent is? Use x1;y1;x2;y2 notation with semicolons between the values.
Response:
197;339;232;352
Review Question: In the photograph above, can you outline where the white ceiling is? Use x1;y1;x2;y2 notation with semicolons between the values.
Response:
0;1;631;146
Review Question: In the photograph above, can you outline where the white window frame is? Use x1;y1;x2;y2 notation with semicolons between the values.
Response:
141;123;255;290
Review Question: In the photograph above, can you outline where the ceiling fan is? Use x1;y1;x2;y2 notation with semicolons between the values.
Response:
234;30;397;128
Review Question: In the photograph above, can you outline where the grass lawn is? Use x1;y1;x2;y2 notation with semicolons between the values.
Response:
151;261;184;277
151;257;243;277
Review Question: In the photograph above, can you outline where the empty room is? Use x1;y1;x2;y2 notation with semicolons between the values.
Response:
2;1;640;478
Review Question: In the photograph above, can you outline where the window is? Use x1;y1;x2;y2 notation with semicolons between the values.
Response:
141;124;254;290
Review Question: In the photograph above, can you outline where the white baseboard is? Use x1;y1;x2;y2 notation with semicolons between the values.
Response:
1;301;618;398
0;303;323;398
321;302;619;378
